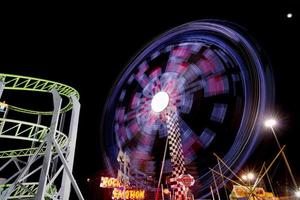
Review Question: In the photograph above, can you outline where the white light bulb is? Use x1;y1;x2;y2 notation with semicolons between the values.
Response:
295;190;300;197
247;173;255;180
241;175;247;181
151;91;169;113
264;119;277;128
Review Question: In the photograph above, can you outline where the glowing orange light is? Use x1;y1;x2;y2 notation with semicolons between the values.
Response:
112;188;145;200
100;177;121;188
100;177;145;199
163;188;170;195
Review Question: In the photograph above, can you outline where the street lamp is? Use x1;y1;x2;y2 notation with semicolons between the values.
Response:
264;118;281;150
295;189;300;198
264;118;298;190
264;119;277;128
241;172;255;185
247;173;255;181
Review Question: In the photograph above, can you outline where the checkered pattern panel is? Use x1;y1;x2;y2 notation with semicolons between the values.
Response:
166;111;186;200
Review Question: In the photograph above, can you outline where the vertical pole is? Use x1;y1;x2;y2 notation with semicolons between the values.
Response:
3;107;9;119
23;115;41;183
35;115;42;132
51;114;63;178
35;89;62;200
59;112;65;132
155;136;168;200
212;170;221;200
166;111;187;200
53;140;84;200
31;115;41;152
30;115;41;151
60;95;80;200
263;165;276;196
50;157;59;179
270;127;298;189
0;81;4;99
0;81;5;124
217;159;229;200
0;79;6;131
210;186;215;200
161;184;164;200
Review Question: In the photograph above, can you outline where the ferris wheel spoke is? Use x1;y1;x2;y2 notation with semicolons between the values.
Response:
135;61;150;88
183;79;206;95
180;118;216;150
196;47;225;76
210;103;228;123
129;92;142;109
203;75;229;97
182;63;204;84
165;45;193;73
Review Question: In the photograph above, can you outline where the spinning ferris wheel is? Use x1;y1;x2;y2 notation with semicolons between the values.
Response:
101;20;273;199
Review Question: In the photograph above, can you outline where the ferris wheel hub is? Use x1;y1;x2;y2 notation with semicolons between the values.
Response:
151;91;170;113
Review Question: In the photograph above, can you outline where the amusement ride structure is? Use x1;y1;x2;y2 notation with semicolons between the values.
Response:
101;20;274;199
0;20;276;200
0;74;84;200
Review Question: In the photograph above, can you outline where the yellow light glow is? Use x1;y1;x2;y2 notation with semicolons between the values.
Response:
247;172;255;180
100;177;121;188
112;188;145;200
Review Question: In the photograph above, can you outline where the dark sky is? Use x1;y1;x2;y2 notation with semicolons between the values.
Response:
0;2;299;199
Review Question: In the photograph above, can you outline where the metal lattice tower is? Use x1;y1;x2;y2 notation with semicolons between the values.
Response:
0;73;84;200
159;110;194;200
166;111;187;199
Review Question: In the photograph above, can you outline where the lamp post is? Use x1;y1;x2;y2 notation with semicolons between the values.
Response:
264;119;298;191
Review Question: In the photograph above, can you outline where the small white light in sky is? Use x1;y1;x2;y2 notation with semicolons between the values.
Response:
287;13;293;19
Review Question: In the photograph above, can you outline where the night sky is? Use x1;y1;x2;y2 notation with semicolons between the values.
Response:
0;2;299;199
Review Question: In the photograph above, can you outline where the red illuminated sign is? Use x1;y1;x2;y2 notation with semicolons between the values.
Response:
177;174;195;187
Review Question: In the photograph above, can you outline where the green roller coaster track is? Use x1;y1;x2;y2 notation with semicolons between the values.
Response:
0;73;80;115
0;73;81;200
0;118;68;159
0;182;57;199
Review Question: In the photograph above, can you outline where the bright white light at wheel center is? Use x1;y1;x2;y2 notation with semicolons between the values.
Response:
151;91;169;113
